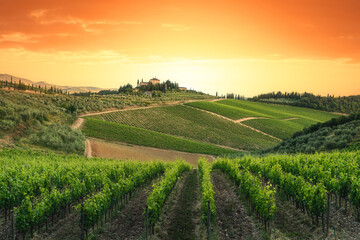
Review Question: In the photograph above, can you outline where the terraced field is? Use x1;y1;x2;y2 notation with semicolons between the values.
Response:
186;99;339;139
83;118;238;156
87;105;279;151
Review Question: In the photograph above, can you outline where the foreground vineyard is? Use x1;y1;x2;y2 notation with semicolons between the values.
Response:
0;149;170;239
212;150;360;239
1;148;360;239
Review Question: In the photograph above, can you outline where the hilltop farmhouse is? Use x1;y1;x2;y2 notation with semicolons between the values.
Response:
137;77;160;87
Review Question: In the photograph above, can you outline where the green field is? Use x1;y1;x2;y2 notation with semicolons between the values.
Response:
88;105;279;150
186;99;339;139
83;118;239;155
244;118;317;140
187;99;338;120
186;101;270;119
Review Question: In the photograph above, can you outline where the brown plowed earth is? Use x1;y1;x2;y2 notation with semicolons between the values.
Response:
89;138;215;167
97;183;154;240
211;170;265;240
71;118;86;130
151;170;205;240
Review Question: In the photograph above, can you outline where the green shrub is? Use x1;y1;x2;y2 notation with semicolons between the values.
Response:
31;123;85;153
0;119;16;130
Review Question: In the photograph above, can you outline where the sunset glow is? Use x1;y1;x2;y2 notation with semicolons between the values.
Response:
1;0;360;96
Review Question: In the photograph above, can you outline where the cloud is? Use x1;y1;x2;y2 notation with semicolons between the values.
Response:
1;1;360;62
28;9;140;34
0;33;40;43
29;9;47;18
0;48;131;65
338;35;360;40
161;24;191;31
121;21;142;25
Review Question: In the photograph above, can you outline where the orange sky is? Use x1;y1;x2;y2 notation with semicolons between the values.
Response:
1;0;359;96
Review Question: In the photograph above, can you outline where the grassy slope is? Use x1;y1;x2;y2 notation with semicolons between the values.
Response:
186;99;339;139
186;101;269;119
83;118;238;156
244;118;317;140
188;99;337;120
91;105;279;150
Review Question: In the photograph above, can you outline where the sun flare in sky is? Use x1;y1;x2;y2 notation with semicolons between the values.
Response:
1;0;360;96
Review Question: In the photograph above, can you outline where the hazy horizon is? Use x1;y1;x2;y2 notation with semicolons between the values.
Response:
1;0;360;97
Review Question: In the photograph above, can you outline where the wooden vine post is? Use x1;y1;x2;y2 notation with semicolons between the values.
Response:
145;205;149;240
207;200;211;240
10;209;15;240
273;223;276;240
80;203;85;240
326;193;330;234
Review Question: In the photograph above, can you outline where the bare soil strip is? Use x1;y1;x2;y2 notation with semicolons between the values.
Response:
79;99;217;117
282;117;299;121
96;182;155;240
84;139;92;158
0;139;10;149
211;170;265;240
235;117;269;122
185;105;282;141
71;118;85;129
331;112;348;116
151;170;204;240
0;135;12;146
237;123;281;141
88;138;215;167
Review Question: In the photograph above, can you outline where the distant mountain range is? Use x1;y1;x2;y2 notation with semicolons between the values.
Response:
0;74;114;93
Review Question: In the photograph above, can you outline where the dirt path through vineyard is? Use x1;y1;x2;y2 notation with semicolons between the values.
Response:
97;181;155;240
78;98;219;118
211;170;265;239
71;118;85;130
151;170;204;239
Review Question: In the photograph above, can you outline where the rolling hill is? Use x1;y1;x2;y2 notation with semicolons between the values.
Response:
264;113;360;154
186;99;339;140
83;99;340;154
85;105;279;152
0;74;108;93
